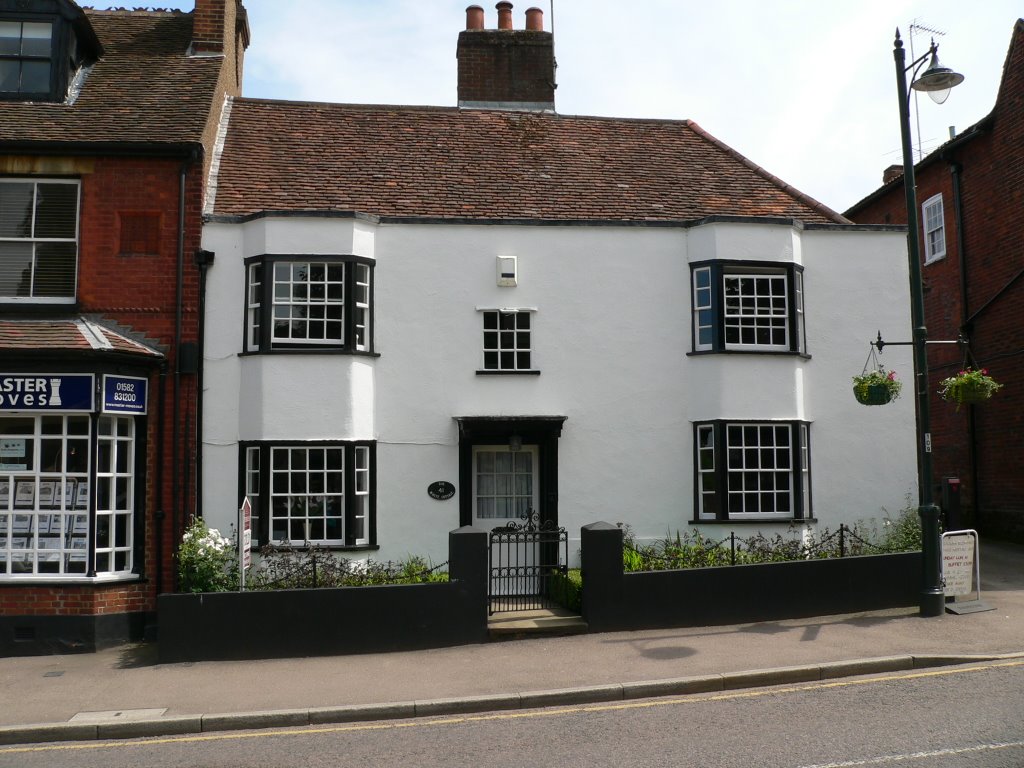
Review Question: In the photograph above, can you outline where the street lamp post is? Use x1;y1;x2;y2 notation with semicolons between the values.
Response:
892;29;963;618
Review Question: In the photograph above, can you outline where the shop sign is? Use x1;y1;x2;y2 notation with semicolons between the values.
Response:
102;375;148;415
0;374;94;412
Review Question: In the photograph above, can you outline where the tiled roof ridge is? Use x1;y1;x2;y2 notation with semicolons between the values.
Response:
232;96;745;130
684;119;850;225
83;7;188;15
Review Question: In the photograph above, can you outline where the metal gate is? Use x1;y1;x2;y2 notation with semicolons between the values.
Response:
488;512;569;615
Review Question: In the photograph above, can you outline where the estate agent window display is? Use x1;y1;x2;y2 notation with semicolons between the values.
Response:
0;375;144;580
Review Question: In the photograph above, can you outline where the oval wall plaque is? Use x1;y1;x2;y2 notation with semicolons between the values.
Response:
428;481;456;500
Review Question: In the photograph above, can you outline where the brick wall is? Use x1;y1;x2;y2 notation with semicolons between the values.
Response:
1;154;206;623
79;155;206;595
0;582;152;616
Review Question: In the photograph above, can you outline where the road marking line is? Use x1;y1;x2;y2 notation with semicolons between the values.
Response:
2;659;1022;756
798;739;1024;767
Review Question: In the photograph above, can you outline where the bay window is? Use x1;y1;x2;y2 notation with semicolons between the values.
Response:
241;441;375;548
695;421;811;521
691;261;805;354
244;255;374;353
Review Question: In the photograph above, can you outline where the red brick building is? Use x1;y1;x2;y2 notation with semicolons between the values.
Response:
846;19;1024;542
0;0;247;653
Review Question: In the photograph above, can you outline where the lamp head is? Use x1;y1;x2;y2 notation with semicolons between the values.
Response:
911;42;964;104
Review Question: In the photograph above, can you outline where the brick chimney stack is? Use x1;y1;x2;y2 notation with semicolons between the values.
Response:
883;164;904;184
457;3;556;112
191;0;250;95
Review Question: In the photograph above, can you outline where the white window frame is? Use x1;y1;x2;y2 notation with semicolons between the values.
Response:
472;445;536;521
693;266;714;352
478;308;536;372
722;272;790;351
0;178;79;303
93;416;135;575
921;193;946;264
695;421;811;521
0;413;137;580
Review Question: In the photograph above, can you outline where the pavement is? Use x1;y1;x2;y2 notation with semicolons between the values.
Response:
1;539;1022;745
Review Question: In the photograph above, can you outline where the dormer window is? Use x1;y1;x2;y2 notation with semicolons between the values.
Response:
0;20;54;97
0;0;102;103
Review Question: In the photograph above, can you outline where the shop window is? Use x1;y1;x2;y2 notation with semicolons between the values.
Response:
0;414;136;578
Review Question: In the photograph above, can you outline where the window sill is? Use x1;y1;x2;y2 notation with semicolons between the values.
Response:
0;299;79;312
476;370;541;376
0;573;142;586
690;518;817;525
240;349;380;358
688;350;811;360
261;543;380;552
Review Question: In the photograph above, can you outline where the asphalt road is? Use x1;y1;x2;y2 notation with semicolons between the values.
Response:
3;660;1023;768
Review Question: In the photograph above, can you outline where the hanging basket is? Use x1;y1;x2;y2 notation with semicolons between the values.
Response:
852;345;902;406
952;380;994;404
939;368;1002;410
853;382;894;406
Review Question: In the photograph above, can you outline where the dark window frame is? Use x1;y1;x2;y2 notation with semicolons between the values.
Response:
238;439;377;550
692;420;812;522
242;254;376;355
690;260;806;355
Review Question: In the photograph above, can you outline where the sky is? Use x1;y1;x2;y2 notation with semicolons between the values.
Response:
84;0;1022;214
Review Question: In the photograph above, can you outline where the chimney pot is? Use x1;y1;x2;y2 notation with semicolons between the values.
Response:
465;5;484;30
496;1;513;30
525;7;543;31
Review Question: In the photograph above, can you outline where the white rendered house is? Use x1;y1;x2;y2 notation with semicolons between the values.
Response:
197;6;917;566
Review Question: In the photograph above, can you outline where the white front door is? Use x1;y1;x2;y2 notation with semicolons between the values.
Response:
472;445;539;529
474;445;540;601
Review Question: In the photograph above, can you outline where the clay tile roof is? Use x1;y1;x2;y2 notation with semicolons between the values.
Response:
0;10;222;146
210;99;848;224
0;317;163;358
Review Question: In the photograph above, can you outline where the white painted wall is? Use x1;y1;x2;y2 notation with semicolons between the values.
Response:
201;216;916;565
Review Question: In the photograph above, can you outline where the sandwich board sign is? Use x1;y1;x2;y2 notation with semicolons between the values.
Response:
941;529;992;614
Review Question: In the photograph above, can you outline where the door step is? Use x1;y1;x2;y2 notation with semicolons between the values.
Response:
488;608;588;640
